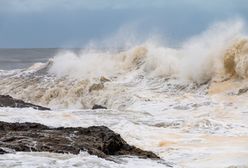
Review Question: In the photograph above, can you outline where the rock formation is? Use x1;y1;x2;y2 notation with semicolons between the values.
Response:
0;121;159;159
0;95;50;110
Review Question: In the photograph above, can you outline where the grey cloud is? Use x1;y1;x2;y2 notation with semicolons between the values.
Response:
0;0;247;14
0;0;248;48
1;0;246;13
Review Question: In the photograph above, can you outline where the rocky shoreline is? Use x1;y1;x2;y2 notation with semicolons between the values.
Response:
0;121;159;159
0;95;159;159
0;95;50;110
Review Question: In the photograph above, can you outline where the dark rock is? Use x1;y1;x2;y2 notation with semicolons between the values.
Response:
89;83;104;92
0;148;8;154
0;95;50;110
238;87;248;95
0;121;159;159
92;104;107;110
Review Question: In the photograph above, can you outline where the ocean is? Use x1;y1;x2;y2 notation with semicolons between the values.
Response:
0;48;59;70
0;21;248;168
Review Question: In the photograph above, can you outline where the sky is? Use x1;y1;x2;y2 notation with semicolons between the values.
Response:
0;0;248;48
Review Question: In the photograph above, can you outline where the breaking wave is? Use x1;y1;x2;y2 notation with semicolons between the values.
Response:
50;19;247;82
1;19;248;109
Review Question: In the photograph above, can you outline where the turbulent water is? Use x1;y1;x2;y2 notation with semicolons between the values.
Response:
0;20;248;168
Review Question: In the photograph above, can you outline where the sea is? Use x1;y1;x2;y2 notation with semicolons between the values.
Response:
0;21;247;168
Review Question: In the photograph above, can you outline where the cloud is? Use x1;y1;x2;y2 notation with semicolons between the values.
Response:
0;0;83;12
0;0;150;12
1;0;246;13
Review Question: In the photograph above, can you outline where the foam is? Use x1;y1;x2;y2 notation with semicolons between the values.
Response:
0;19;247;109
47;19;246;84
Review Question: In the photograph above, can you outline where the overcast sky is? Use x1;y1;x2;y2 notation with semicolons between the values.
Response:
0;0;248;48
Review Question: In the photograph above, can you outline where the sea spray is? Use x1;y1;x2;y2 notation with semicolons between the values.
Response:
0;19;248;109
50;19;246;83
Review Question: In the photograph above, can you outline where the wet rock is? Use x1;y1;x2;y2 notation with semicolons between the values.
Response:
238;87;248;95
89;83;104;92
173;105;191;110
92;104;107;110
100;76;110;83
0;148;8;154
0;95;50;110
0;121;159;159
0;147;14;154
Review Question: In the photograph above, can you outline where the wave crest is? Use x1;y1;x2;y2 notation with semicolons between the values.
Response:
224;39;248;78
0;19;247;109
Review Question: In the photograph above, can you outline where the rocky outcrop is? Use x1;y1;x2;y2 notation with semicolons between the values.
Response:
92;104;107;110
0;148;8;154
0;121;159;159
0;95;50;110
238;87;248;95
89;83;104;92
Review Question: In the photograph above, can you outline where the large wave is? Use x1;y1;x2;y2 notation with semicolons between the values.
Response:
0;19;248;109
49;20;248;83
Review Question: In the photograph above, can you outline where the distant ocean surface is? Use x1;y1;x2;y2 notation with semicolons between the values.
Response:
0;48;80;70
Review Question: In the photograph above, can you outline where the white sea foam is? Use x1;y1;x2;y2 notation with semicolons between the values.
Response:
0;152;170;168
